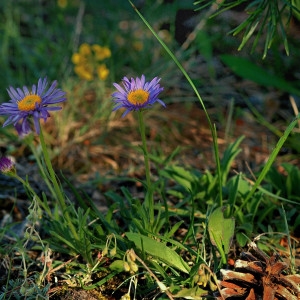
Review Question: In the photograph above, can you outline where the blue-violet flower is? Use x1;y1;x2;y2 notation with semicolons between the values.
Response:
112;75;165;117
0;78;66;135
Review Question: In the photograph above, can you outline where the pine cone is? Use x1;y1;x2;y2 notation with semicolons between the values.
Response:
217;242;300;299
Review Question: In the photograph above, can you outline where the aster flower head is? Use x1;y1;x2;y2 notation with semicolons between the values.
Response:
0;156;15;175
0;78;66;135
112;75;165;117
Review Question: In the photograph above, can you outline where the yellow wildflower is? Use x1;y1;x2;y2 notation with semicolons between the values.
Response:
97;64;109;80
79;43;91;56
74;65;93;81
92;45;111;60
71;53;84;65
133;41;143;51
72;43;111;81
57;0;67;8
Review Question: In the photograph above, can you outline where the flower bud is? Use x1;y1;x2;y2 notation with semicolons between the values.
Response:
110;247;117;257
102;246;108;257
0;157;16;176
129;261;138;273
127;250;136;262
123;261;130;272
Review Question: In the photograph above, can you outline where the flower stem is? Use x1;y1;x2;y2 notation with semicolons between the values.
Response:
38;127;79;240
25;136;57;199
138;110;151;188
138;110;154;224
15;174;52;218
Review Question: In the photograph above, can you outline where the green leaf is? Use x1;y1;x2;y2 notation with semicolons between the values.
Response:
173;286;208;299
236;232;249;247
292;0;300;21
160;165;199;192
164;220;184;239
82;271;119;290
220;136;244;184
208;207;235;264
109;260;126;272
126;232;190;274
238;21;259;50
220;55;300;96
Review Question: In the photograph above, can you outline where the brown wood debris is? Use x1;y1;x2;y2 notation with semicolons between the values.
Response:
216;243;300;299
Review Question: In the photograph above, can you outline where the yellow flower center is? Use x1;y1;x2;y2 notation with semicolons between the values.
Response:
127;89;149;105
17;95;42;111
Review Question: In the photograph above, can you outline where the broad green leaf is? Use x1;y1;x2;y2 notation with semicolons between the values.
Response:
109;260;126;272
173;286;207;299
126;232;190;274
220;55;300;96
208;207;235;264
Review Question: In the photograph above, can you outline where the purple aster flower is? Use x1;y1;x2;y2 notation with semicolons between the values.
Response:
0;156;15;175
0;77;66;135
112;75;165;117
